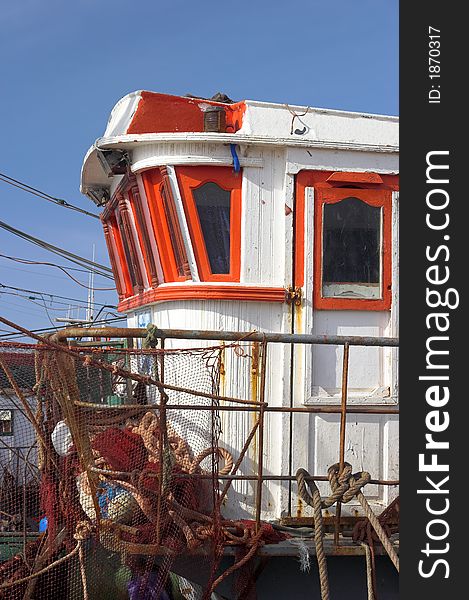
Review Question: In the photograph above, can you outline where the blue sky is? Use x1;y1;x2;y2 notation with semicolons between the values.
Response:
0;0;398;337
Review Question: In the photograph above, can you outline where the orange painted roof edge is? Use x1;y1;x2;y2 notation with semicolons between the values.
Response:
127;91;246;135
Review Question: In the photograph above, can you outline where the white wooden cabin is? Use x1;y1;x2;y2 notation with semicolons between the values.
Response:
81;91;399;522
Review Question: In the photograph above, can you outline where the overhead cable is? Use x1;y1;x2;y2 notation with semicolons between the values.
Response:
0;316;126;341
0;171;100;219
0;253;114;290
0;283;117;308
0;290;119;317
0;220;113;279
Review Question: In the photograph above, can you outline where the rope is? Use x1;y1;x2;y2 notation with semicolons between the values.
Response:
0;543;80;590
143;323;163;349
295;469;330;600
190;447;234;476
297;462;399;599
362;543;375;600
0;521;91;591
355;491;399;572
207;525;267;596
297;464;399;570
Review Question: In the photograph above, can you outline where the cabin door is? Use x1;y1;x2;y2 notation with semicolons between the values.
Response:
289;171;399;516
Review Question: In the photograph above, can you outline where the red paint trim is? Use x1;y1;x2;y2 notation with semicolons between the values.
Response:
108;214;133;297
176;166;242;282
117;196;144;294
326;171;384;185
118;285;286;312
101;218;124;301
313;188;392;311
159;166;191;278
141;169;190;283
128;181;159;288
127;91;246;135
295;170;398;310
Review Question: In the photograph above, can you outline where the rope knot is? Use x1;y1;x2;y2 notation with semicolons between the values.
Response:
327;462;371;505
144;323;162;349
74;520;93;542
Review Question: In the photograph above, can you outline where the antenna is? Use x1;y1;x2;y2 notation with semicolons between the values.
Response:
86;244;96;322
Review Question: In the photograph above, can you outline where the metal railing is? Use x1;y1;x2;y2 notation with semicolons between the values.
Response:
52;326;399;549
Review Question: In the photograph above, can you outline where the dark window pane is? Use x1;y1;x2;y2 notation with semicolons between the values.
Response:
117;214;137;288
160;184;191;278
193;182;231;274
323;197;381;296
0;410;12;435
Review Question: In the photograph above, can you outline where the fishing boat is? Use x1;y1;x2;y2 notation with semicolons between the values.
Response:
0;91;399;599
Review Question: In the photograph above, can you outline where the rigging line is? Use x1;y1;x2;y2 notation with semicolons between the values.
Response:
0;297;53;317
0;283;117;308
0;291;74;311
0;263;95;282
0;315;126;340
0;254;116;292
0;172;100;219
37;292;57;329
0;255;115;290
0;253;110;276
0;219;114;278
0;290;115;315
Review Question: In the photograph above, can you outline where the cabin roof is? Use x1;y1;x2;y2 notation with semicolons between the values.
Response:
81;90;399;202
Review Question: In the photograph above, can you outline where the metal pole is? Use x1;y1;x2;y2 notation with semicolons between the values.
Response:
47;325;398;348
335;343;350;546
255;341;268;531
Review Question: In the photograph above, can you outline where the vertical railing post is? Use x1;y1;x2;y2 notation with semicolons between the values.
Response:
255;340;268;532
334;342;350;546
156;336;166;546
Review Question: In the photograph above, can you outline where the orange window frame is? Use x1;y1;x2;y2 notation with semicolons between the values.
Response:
108;214;134;298
295;171;398;311
115;199;144;295
176;166;242;282
128;182;160;288
314;187;392;310
141;169;191;283
101;218;125;301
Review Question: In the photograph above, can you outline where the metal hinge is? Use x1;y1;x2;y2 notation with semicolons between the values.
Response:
285;286;303;306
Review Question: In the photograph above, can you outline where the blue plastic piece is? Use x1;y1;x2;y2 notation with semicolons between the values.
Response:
39;516;48;532
230;144;240;172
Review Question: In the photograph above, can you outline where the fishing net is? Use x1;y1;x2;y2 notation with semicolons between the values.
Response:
0;335;284;600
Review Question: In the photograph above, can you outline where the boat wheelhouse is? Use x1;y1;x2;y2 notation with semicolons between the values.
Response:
81;90;399;525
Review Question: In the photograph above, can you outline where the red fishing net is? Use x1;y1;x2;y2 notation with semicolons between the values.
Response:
0;336;285;600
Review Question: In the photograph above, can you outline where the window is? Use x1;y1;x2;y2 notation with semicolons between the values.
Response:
0;410;12;435
193;182;231;274
102;214;134;300
102;218;126;301
176;166;242;282
314;186;392;310
128;180;160;288
142;167;191;282
115;197;145;295
101;188;143;300
322;197;381;299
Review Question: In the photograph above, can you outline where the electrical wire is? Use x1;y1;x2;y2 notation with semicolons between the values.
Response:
36;293;56;328
0;172;100;219
0;284;117;309
0;292;72;312
0;254;114;290
0;297;53;317
0;219;113;279
0;291;119;321
0;316;126;341
0;253;99;275
0;263;98;283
